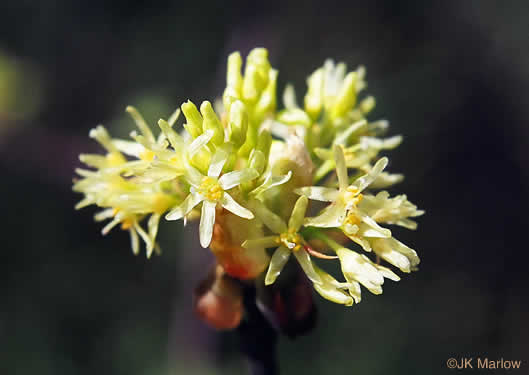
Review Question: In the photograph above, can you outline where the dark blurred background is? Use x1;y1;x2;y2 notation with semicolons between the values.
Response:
1;1;528;374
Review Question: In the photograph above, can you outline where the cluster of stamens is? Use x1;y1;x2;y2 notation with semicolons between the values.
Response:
342;211;361;235
343;186;363;206
198;176;224;201
276;229;304;251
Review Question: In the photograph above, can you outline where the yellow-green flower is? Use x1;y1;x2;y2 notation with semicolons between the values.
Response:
242;196;322;286
165;148;259;248
296;144;390;238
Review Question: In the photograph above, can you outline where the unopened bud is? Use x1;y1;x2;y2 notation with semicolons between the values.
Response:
228;100;248;147
181;101;203;138
200;101;225;146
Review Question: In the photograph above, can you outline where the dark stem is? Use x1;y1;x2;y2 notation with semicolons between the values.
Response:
237;285;279;375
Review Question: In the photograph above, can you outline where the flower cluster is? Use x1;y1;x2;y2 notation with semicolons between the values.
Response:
74;48;423;308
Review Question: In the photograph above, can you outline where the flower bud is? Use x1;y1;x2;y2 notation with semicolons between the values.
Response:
194;264;243;330
330;71;357;119
228;100;248;147
255;69;277;120
200;101;225;146
226;51;243;93
181;100;203;138
248;149;265;174
256;129;272;162
304;68;323;120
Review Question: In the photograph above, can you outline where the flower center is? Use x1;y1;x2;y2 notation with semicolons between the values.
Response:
199;176;224;201
344;186;363;206
277;229;304;251
343;212;361;235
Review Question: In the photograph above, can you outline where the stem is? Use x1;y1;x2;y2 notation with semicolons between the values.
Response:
302;227;342;252
237;284;279;375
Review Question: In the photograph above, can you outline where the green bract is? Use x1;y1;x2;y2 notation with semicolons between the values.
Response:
73;48;423;307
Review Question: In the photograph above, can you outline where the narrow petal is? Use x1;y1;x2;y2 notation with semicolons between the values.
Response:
208;148;229;177
146;214;161;258
188;130;214;157
220;193;254;219
185;165;205;187
251;200;287;234
219;168;259;190
199;200;217;248
351;157;388;192
242;236;279;249
249;171;292;197
348;281;362;303
94;208;115;222
158;119;184;150
165;193;203;221
288;195;308;231
313;266;354;306
304;199;346;228
129;228;139;255
126;106;155;143
375;264;401;281
265;246;291;285
112;139;145;158
134;221;153;253
351;207;391;237
294;249;322;285
294;186;339;202
333;144;348;190
101;217;120;235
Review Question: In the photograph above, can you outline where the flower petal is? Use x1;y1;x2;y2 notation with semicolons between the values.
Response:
313;266;354;306
294;249;322;285
208;148;229;177
199;200;217;248
304;199;346;228
185;166;204;187
251;200;287;234
242;236;279;249
129;228;139;255
220;193;254;219
350;207;391;238
265;246;291;285
351;157;388;192
158;119;184;150
219;168;259;190
146;213;161;258
294;186;339;202
288;195;308;231
333;144;348;190
188;130;214;157
165;193;204;221
249;171;292;197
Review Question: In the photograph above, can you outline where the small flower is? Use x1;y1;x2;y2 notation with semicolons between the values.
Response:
243;195;322;286
165;148;259;248
296;144;390;240
359;191;424;230
312;265;355;306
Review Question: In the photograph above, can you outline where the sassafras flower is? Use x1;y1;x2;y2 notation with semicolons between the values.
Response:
296;144;390;239
243;195;322;286
165;148;259;248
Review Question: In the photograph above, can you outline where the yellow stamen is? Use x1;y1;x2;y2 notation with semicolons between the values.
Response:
343;212;361;235
278;229;304;251
198;176;224;201
344;186;363;206
121;218;133;230
139;149;155;162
